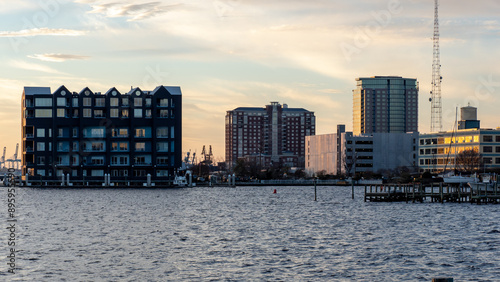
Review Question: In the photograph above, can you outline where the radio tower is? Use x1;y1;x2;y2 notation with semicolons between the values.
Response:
430;0;442;132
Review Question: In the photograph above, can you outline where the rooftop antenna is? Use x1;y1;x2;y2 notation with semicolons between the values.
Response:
430;0;443;132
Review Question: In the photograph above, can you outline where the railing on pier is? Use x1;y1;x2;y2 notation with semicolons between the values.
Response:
364;183;499;204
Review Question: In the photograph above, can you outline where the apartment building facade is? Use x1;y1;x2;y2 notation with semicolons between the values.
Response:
22;85;182;182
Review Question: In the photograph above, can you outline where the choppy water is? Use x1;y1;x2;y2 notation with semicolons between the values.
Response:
2;186;500;281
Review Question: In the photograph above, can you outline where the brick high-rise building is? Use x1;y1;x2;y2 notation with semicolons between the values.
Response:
225;102;315;168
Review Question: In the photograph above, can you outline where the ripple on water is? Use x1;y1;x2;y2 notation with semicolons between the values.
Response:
5;186;500;280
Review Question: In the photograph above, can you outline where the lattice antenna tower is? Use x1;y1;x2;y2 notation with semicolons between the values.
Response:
430;0;442;132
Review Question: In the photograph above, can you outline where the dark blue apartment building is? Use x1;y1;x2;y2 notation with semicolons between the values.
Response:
22;85;182;185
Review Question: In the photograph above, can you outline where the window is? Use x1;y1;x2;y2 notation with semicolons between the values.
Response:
73;128;78;137
72;109;78;118
157;128;168;138
157;156;169;165
134;170;146;177
72;97;78;107
91;157;104;165
483;157;492;164
111;142;118;151
35;98;52;107
57;109;66;117
122;98;129;106
37;170;46;176
91;142;104;151
110;98;119;107
134;109;142;118
37;128;45;137
145;109;152;118
91;170;104;177
156;142;168;152
35;109;52;118
112;128;128;137
121;109;129;118
145;98;151;107
171;126;175;138
71;155;79;166
109;109;119;118
111;156;128;165
83;108;92;117
135;142;146;151
496;136;500;142
496;158;500;164
94;110;104;118
483;136;493;142
158;98;168;107
72;142;79;151
483;146;493;153
83;98;91;106
58;128;64;137
120;142;128;151
57;97;66;106
496;147;500;153
159;110;168;118
88;128;104;138
95;98;105;107
135;129;146;137
134;98;142;107
37;142;45;151
157;170;169;177
134;156;146;165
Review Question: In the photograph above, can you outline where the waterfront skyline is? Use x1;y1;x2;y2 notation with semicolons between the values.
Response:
1;0;499;161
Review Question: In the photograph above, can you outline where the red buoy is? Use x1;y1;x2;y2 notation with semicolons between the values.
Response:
273;189;277;194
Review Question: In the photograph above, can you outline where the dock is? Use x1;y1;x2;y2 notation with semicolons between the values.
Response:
364;183;500;204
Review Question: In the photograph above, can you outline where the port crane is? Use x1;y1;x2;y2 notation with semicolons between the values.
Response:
1;147;5;169
6;144;21;169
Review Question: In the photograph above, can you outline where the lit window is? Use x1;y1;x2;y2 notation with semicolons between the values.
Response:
135;142;146;151
121;109;129;118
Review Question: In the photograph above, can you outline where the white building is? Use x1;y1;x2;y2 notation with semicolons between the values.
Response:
306;125;418;176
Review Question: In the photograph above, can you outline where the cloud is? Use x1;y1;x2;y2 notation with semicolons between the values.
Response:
0;28;86;37
9;60;64;74
87;1;184;21
28;53;90;62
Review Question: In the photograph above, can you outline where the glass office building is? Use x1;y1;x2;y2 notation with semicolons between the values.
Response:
353;76;418;135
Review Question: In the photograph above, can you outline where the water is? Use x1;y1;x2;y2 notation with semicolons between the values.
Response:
2;186;500;281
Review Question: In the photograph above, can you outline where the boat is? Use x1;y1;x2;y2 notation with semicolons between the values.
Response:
173;169;193;187
441;171;478;184
468;173;498;193
173;173;187;187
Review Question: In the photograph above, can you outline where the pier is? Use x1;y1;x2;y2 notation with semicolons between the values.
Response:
364;183;500;204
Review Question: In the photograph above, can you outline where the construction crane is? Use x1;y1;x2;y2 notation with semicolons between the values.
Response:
430;0;443;132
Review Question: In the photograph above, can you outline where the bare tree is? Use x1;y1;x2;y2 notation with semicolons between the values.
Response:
342;150;357;177
456;149;481;173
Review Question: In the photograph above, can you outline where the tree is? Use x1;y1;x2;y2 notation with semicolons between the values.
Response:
455;149;481;173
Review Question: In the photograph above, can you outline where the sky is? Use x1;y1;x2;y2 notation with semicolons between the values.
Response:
0;0;499;162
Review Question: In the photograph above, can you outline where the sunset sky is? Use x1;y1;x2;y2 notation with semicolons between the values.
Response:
1;0;499;162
